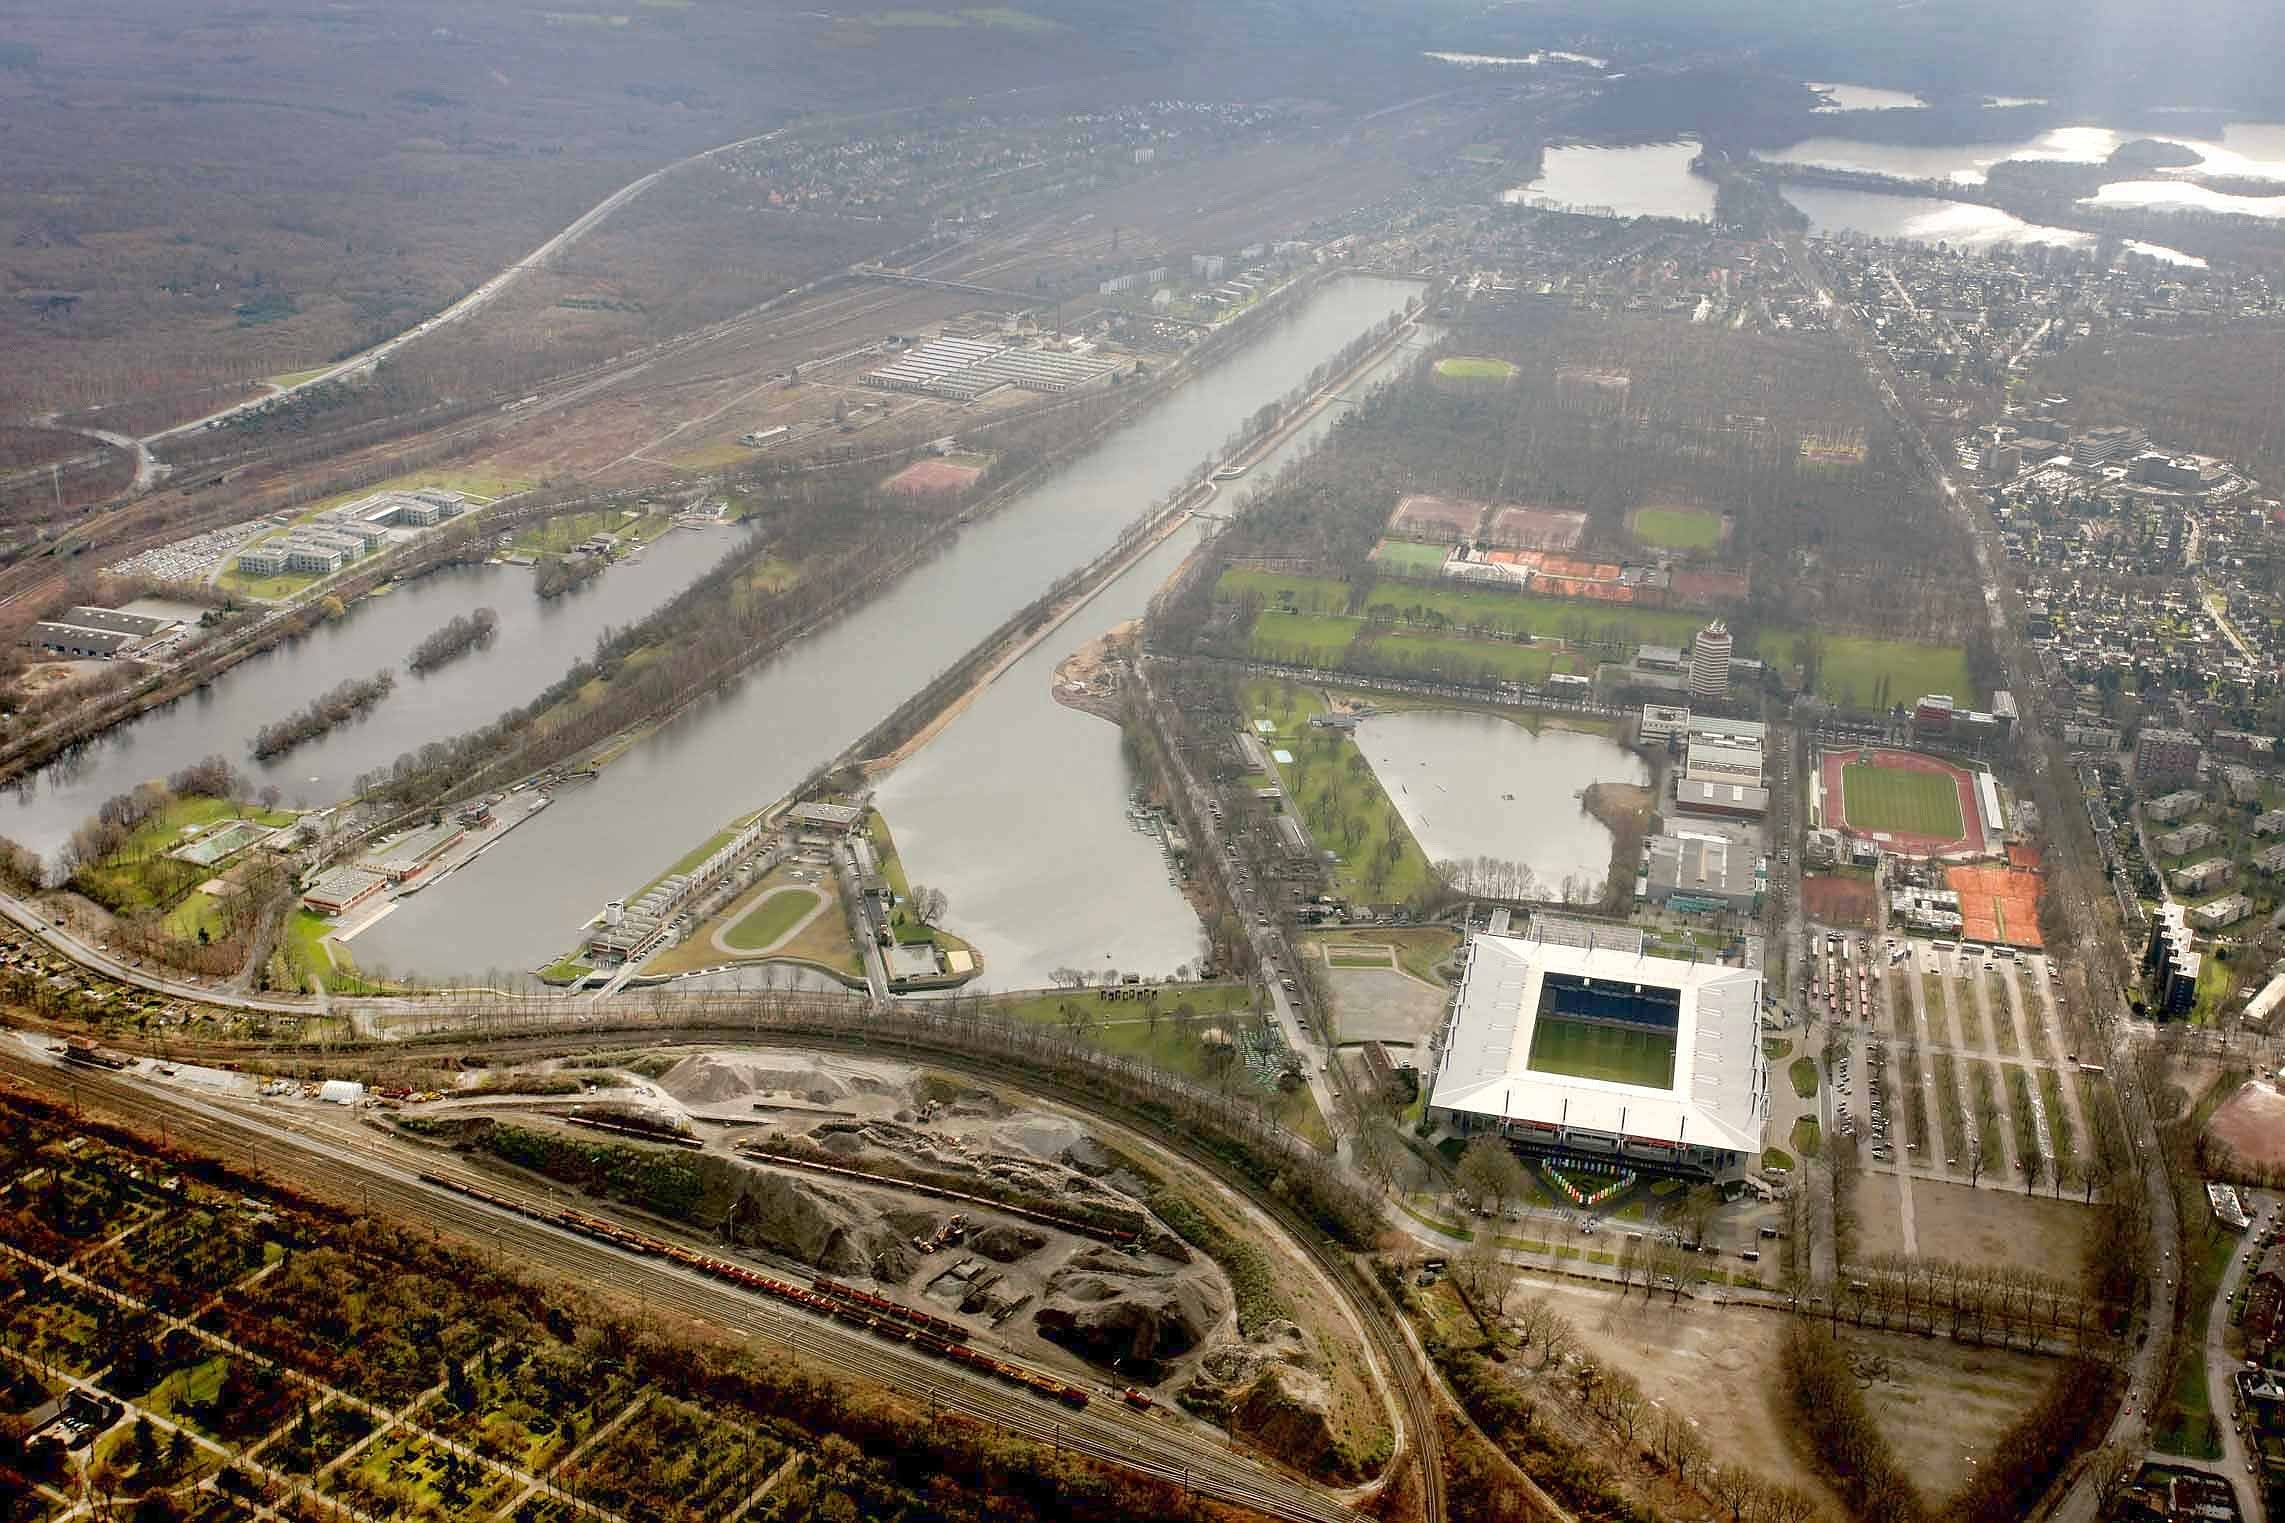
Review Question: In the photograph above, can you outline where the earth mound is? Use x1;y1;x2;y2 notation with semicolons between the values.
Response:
1033;1245;1228;1363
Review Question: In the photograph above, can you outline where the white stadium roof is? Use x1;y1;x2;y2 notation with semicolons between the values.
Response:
1429;934;1766;1154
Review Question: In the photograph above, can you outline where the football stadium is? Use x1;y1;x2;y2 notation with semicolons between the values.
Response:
1426;926;1768;1181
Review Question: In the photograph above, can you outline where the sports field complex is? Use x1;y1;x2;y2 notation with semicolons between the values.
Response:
1814;745;1993;859
1426;925;1768;1180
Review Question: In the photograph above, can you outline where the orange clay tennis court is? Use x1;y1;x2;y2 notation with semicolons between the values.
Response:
1944;863;2044;949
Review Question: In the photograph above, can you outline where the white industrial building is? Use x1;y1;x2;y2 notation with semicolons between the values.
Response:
864;337;1116;401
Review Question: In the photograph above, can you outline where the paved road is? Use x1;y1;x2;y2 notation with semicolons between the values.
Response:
2198;1194;2277;1523
1781;234;2187;1523
142;130;779;447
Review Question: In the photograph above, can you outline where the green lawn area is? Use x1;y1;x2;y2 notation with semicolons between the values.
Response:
1370;539;1455;574
279;910;393;995
1434;355;1519;381
1216;569;1352;614
1364;630;1569;684
1213;571;1973;705
70;797;292;915
509;508;663;557
2193;954;2239;1026
1840;761;1966;838
1357;582;1710;651
1790;1115;1823;1158
1789;1056;1820;1098
723;888;823;951
216;566;324;602
1770;632;1976;709
1526;1015;1677;1089
1244;681;1437;905
1629;507;1724;551
1761;1146;1795;1172
1249;612;1360;664
266;367;332;388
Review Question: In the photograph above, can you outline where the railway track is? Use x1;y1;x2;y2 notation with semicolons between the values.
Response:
1;1045;1374;1523
98;1006;1448;1522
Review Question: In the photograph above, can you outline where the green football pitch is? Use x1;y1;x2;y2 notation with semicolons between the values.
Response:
1527;1015;1677;1089
1840;761;1965;839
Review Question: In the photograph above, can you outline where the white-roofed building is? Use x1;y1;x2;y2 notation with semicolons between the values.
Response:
1425;933;1768;1180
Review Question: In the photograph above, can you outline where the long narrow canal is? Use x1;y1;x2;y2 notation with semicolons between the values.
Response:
873;321;1440;991
356;275;1423;979
3;531;733;857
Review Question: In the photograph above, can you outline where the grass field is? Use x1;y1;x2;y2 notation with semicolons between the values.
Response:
723;888;823;951
1629;507;1724;551
1212;571;1972;704
1774;633;1975;709
1363;630;1568;683
1371;539;1455;574
1434;355;1519;382
1220;569;1352;614
1841;762;1965;838
1249;612;1359;664
1527;1015;1677;1089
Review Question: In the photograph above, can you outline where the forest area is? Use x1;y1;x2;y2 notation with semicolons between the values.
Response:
2036;325;2285;497
1155;303;1981;666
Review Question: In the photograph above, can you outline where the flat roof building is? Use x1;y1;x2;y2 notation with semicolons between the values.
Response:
302;866;387;918
1639;704;1691;742
1426;933;1767;1180
1674;778;1768;819
1643;832;1761;914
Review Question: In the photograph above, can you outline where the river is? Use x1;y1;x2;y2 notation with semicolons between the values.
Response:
870;321;1442;992
4;529;733;858
1352;710;1646;903
355;275;1424;980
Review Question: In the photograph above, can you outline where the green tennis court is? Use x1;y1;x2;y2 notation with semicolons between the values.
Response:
1527;1015;1677;1089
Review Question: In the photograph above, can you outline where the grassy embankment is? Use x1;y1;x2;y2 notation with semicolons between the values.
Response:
994;982;1331;1148
506;507;673;557
1240;679;1437;905
864;809;979;971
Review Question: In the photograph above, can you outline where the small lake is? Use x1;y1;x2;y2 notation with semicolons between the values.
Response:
1503;141;1715;222
1779;185;2206;263
1759;120;2285;207
1778;186;2094;249
1809;83;1927;112
1425;49;1607;70
1352;710;1646;903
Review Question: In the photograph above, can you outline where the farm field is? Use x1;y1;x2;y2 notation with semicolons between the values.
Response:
1526;1015;1677;1089
1841;760;1967;838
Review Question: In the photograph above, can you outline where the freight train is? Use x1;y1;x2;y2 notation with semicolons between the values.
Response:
417;1170;1093;1408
